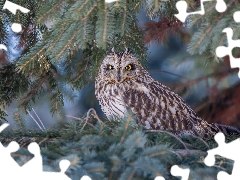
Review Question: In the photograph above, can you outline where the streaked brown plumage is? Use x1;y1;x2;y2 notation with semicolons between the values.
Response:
95;48;240;139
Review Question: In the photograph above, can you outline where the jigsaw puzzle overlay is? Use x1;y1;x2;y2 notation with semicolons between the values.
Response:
205;132;240;180
175;0;240;78
175;0;227;22
0;0;30;51
0;122;189;180
215;26;240;78
0;123;94;180
1;0;240;180
173;1;240;178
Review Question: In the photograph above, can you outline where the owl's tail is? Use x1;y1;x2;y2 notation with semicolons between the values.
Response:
213;123;240;137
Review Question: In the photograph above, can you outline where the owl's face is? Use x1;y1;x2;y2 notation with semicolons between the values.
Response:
98;48;143;84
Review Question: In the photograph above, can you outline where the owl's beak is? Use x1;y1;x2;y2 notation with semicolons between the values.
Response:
117;69;121;82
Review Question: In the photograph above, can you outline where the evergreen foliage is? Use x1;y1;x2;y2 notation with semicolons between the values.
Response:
0;111;235;180
143;0;240;112
0;0;149;120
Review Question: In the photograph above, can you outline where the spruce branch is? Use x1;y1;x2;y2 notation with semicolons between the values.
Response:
145;130;189;150
0;111;236;179
37;1;63;22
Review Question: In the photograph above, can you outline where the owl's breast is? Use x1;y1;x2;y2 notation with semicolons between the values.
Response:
96;82;128;119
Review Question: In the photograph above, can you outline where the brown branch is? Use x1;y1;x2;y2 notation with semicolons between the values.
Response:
19;46;46;72
120;114;132;144
121;0;127;32
49;28;65;51
19;76;48;101
38;1;62;22
77;0;90;13
148;69;187;79
172;68;237;91
55;30;79;59
72;57;91;83
14;113;25;135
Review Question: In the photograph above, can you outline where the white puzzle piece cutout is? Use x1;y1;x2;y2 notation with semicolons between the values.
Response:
175;0;240;78
0;0;30;51
171;165;190;180
0;123;93;180
233;11;240;23
81;175;92;180
154;176;165;180
105;0;118;3
0;0;116;38
215;28;240;78
3;0;30;15
205;132;240;180
3;0;30;33
0;141;21;177
175;0;227;22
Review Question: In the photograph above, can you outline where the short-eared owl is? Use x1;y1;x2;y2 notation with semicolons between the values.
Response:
95;48;240;139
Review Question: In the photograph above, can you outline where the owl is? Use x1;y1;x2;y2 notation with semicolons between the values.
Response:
95;48;240;139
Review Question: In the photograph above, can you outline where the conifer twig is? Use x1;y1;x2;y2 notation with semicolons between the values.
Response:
174;149;207;157
38;137;50;146
120;114;132;143
20;76;47;101
14;113;25;135
72;57;90;83
190;134;209;149
145;130;189;150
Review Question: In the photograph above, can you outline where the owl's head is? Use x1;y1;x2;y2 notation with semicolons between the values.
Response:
98;48;144;84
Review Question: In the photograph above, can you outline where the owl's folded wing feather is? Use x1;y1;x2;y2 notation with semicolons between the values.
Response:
122;80;228;139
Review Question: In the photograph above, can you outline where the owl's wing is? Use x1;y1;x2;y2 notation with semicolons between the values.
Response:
122;80;219;138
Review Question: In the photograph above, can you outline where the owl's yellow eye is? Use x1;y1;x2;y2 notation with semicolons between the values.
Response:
107;65;114;70
125;64;133;71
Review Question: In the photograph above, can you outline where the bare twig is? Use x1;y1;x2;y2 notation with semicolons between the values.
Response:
85;108;104;132
66;114;97;129
80;111;92;131
149;69;187;79
32;108;46;130
173;68;237;91
87;108;103;124
27;110;43;131
68;108;104;132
